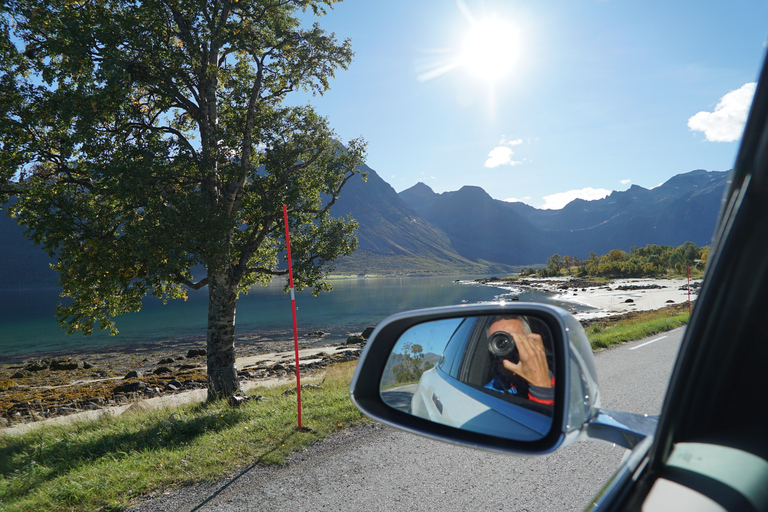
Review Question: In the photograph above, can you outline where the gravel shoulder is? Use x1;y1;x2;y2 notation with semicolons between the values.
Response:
125;422;390;512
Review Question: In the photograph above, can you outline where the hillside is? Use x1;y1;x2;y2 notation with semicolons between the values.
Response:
1;167;730;286
400;169;729;263
329;165;518;275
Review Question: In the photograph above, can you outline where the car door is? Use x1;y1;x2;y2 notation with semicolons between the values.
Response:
593;51;768;512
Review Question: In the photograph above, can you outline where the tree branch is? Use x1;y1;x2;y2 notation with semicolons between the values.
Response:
174;272;209;289
247;267;287;276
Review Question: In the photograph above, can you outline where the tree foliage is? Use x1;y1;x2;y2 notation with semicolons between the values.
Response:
0;0;366;399
533;242;709;279
391;343;434;385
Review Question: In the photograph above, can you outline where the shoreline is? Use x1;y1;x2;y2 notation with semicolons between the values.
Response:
2;275;700;364
1;276;699;431
471;276;701;319
0;325;366;365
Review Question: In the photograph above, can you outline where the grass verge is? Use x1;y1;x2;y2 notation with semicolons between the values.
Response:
0;361;365;512
0;309;690;511
585;309;690;349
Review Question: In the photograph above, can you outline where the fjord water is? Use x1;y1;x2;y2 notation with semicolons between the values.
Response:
0;276;581;360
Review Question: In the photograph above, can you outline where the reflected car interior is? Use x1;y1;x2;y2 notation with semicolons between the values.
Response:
381;314;555;440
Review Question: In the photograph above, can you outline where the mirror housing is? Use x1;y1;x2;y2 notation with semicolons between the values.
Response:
350;303;604;455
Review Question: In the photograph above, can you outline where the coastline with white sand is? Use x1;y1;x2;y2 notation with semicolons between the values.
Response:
472;276;701;320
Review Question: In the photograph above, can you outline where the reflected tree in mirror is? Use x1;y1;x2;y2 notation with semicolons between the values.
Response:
391;343;435;385
380;315;555;441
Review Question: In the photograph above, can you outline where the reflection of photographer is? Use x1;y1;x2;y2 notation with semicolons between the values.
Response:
484;316;554;405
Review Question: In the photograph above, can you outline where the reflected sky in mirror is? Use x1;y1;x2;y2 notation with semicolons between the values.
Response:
380;315;554;441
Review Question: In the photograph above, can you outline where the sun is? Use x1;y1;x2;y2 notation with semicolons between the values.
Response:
460;19;520;82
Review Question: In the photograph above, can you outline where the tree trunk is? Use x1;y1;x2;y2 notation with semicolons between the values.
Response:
206;272;241;400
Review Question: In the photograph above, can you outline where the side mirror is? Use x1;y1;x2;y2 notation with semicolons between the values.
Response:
350;303;656;454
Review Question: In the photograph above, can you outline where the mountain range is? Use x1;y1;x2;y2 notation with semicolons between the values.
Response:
396;169;728;268
0;166;730;286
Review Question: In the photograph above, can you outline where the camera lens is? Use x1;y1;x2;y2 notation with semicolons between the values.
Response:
488;331;518;360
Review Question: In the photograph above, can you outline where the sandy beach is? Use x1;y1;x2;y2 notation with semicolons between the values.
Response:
541;277;696;318
476;276;701;320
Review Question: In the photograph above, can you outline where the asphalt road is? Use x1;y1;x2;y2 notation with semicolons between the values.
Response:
128;327;685;512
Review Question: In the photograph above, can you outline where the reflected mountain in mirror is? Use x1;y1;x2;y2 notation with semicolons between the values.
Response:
380;314;555;440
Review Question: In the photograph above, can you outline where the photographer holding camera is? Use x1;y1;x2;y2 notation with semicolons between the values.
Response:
483;315;554;405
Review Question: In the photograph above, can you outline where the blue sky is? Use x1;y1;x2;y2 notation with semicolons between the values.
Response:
298;0;768;209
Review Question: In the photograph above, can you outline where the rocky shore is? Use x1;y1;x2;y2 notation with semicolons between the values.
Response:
0;331;371;430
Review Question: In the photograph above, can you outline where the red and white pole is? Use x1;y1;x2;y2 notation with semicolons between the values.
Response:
687;261;691;313
282;204;302;429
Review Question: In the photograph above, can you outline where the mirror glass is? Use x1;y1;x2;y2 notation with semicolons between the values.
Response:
380;314;555;440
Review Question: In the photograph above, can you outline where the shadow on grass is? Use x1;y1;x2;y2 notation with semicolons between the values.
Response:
0;404;249;500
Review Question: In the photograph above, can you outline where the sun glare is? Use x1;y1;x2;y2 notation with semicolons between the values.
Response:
460;19;519;82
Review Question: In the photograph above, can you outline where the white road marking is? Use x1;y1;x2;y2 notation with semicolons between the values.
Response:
629;335;668;351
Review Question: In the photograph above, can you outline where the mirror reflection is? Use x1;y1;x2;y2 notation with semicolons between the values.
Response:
380;314;555;441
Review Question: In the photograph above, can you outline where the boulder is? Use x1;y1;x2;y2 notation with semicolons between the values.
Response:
50;358;80;371
361;326;375;339
346;334;365;345
186;348;207;358
153;366;173;375
124;370;142;379
114;381;147;394
158;357;175;365
24;360;49;372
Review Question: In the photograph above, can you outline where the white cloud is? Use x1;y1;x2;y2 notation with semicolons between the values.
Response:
620;179;631;185
485;146;522;168
501;137;523;146
503;196;531;203
541;187;611;210
688;82;756;142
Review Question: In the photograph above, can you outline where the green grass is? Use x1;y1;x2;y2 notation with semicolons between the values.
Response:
586;310;690;349
0;362;366;512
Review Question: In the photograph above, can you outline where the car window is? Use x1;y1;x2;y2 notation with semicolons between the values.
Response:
457;315;556;415
438;317;478;378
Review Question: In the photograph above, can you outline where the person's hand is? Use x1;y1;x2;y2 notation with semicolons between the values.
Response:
501;332;551;388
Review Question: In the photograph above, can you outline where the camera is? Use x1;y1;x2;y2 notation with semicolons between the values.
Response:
488;331;519;361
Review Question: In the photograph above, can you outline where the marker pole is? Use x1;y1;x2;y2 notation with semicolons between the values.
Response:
687;262;691;312
282;204;302;429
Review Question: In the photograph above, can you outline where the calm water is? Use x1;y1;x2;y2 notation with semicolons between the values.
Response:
0;276;587;360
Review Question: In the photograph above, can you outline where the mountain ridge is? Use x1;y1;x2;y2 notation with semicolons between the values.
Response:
0;167;731;286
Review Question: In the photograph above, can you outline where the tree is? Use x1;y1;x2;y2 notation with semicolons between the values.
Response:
545;253;563;274
391;343;431;384
0;0;366;399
